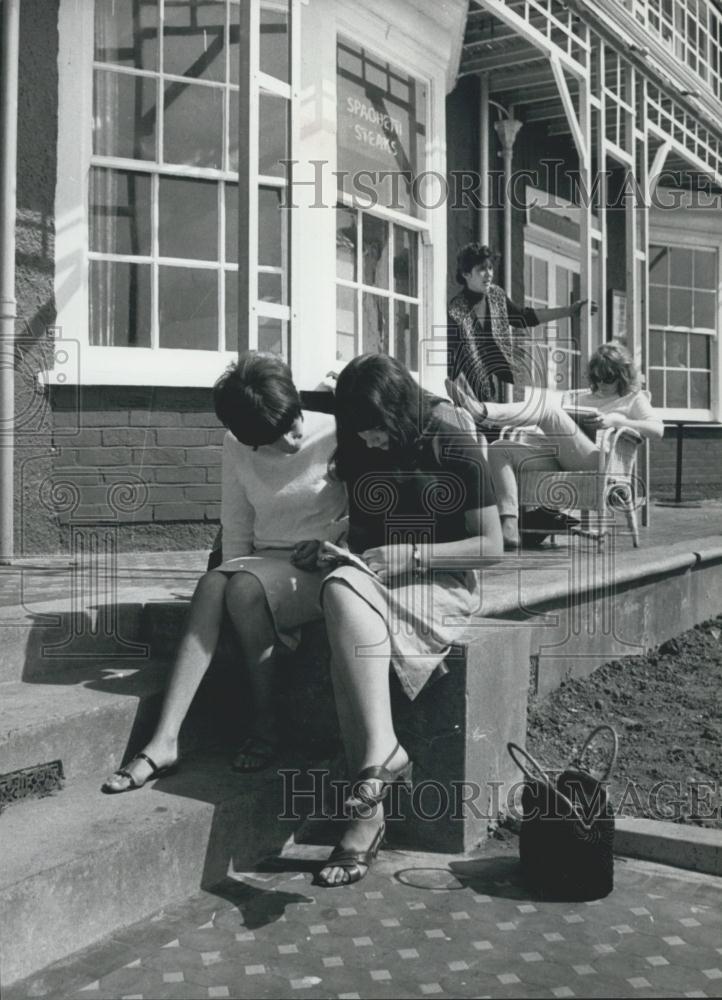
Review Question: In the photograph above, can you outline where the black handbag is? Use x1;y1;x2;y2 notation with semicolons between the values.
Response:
507;725;618;902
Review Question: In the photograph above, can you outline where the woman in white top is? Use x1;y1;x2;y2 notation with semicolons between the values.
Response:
103;352;347;792
447;342;663;549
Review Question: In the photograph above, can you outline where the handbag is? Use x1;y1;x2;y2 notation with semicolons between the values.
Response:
507;725;618;901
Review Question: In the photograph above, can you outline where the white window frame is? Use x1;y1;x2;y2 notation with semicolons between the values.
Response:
51;0;298;387
647;225;720;421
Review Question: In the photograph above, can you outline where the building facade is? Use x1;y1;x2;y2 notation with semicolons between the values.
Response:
4;0;722;555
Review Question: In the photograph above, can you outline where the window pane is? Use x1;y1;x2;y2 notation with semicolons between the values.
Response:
159;178;218;260
689;333;711;369
336;285;357;363
163;0;226;82
362;292;388;353
163;80;223;168
259;92;288;177
258;316;286;356
668;247;693;287
94;0;159;70
648;368;664;407
260;2;289;82
89;260;151;347
258;272;283;303
669;289;692;327
259;187;284;267
159;267;218;349
666;369;688;408
89;168;152;256
694;291;716;329
394;300;418;370
393;225;418;297
225;183;238;263
93;70;157;160
694;249;716;290
649;245;668;285
649;288;668;326
666;331;688;367
362;216;389;289
228;89;239;171
336;208;357;281
649;330;664;367
225;269;237;351
533;257;548;301
690;371;711;408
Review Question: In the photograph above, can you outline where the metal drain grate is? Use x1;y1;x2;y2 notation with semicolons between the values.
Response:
0;760;65;811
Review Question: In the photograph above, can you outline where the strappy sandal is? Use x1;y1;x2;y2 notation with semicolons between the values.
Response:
316;821;386;888
231;736;280;773
102;752;178;794
346;742;413;817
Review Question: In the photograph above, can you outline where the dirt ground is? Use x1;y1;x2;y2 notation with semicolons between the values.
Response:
526;614;722;828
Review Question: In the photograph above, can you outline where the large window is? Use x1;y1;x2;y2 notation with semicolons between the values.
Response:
56;0;295;384
524;246;585;392
648;244;717;414
335;39;428;370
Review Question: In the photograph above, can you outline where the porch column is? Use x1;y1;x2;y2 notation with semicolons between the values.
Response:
479;74;490;244
0;0;20;563
494;115;522;403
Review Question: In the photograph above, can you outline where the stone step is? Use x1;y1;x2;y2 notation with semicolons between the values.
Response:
0;753;299;987
0;663;170;783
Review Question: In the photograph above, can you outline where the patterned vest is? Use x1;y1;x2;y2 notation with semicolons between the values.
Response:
448;284;524;400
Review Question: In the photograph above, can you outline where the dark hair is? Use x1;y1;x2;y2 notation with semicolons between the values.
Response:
455;242;500;285
587;341;640;396
213;351;302;447
332;353;442;481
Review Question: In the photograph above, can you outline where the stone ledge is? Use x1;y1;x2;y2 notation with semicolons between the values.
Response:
615;817;722;877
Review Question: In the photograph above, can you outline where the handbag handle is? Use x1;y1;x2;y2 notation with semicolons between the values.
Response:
572;725;619;781
507;742;585;825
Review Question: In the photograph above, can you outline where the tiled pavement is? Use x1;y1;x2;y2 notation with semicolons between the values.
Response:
10;837;722;1000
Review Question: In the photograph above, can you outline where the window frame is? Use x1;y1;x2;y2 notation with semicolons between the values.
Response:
646;229;720;420
52;0;298;387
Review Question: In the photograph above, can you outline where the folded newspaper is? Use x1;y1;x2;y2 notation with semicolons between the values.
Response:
319;541;378;577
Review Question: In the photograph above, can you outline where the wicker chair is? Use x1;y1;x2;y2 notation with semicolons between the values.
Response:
498;391;647;549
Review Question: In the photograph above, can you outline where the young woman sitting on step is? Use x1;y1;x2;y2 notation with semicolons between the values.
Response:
103;351;347;792
315;353;503;887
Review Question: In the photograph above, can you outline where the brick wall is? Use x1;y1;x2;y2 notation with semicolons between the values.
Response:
38;387;224;552
649;430;722;499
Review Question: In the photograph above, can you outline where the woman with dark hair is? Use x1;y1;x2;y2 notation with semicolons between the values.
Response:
447;242;591;402
103;351;347;791
447;341;663;549
315;354;503;887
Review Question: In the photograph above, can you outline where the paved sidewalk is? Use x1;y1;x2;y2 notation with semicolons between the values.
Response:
10;836;722;1000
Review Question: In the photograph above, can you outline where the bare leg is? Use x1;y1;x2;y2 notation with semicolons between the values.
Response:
104;570;228;790
224;571;280;768
319;578;408;886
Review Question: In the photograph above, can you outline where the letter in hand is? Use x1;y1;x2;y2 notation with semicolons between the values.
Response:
317;541;377;576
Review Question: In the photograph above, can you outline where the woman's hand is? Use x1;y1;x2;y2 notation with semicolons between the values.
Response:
444;375;488;423
291;539;322;571
362;543;415;581
580;411;626;431
569;298;598;317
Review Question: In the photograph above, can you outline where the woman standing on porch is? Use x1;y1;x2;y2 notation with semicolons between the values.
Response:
447;242;592;402
315;353;503;887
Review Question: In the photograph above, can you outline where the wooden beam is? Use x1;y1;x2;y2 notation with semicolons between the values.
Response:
648;140;671;196
550;54;587;160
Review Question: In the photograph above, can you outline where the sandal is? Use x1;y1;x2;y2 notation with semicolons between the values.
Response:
102;752;178;794
232;736;280;773
316;821;386;888
346;742;413;817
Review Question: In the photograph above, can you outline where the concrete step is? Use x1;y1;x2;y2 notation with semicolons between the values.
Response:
0;662;170;782
0;752;301;987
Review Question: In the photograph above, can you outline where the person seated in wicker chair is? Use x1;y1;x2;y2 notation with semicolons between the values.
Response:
447;342;663;549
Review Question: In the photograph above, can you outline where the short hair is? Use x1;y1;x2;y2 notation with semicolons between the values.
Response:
213;351;302;447
455;242;500;285
587;341;640;396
